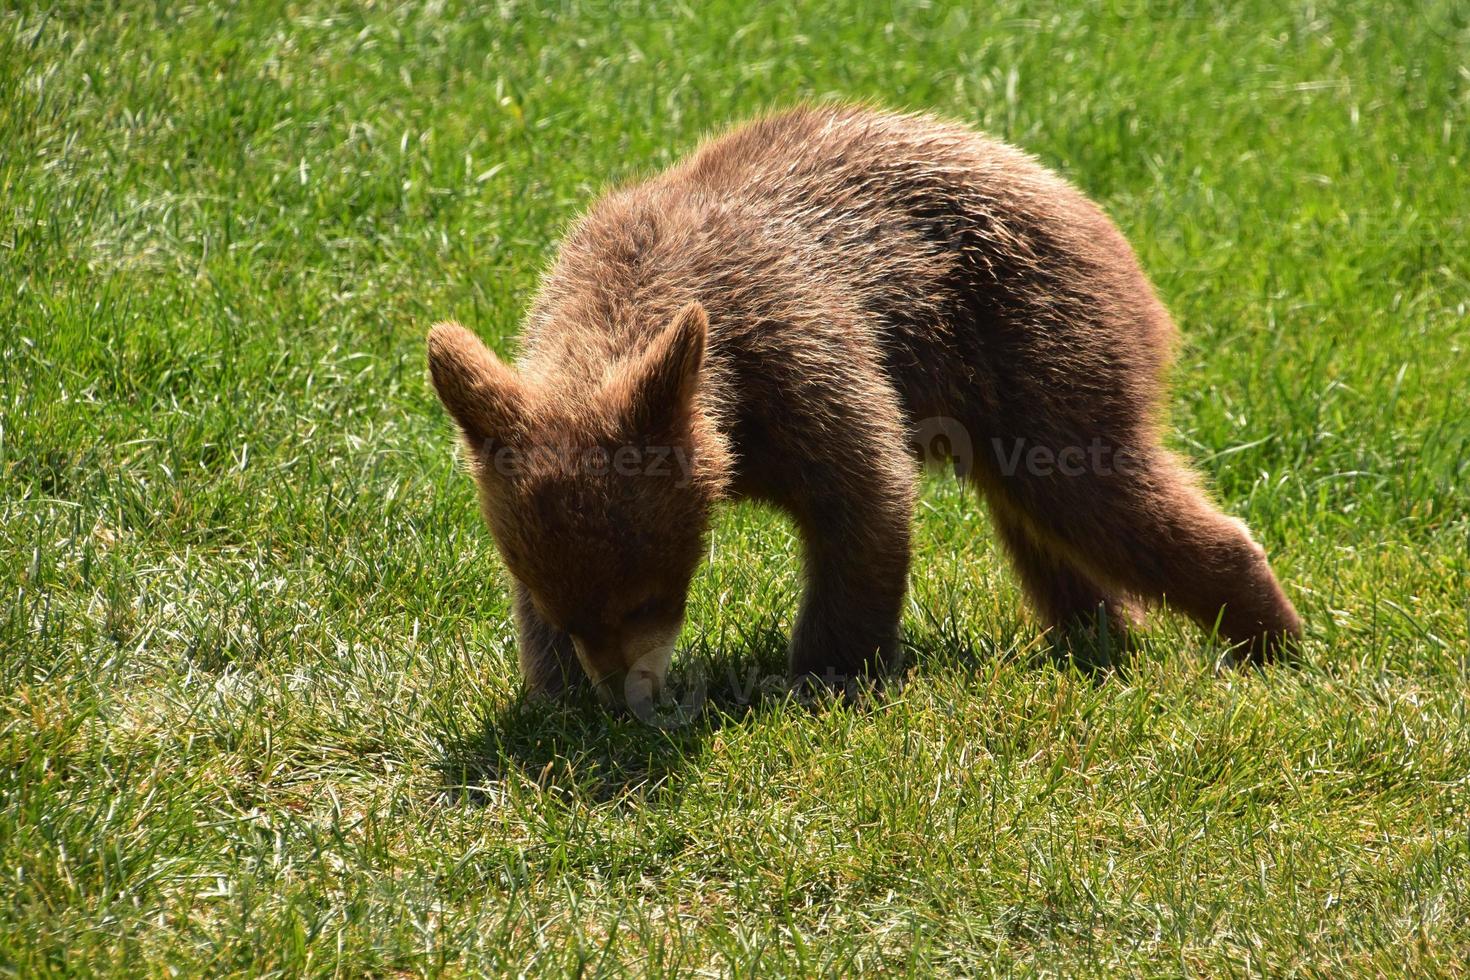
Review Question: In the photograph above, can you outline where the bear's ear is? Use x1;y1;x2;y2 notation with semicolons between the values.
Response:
611;301;707;436
426;322;526;451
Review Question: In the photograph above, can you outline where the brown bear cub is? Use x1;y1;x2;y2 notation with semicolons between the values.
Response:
428;104;1302;710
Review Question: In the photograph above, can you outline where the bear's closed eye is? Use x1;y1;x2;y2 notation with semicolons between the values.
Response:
625;598;661;622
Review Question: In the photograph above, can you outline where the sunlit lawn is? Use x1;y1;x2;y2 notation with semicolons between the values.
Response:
3;1;1468;973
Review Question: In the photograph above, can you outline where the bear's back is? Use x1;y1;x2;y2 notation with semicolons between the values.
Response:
523;104;1171;416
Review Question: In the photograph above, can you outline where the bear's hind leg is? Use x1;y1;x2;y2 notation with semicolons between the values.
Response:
990;507;1138;646
1015;452;1302;662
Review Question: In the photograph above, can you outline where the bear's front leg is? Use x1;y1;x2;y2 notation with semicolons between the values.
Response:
512;580;584;696
786;461;915;691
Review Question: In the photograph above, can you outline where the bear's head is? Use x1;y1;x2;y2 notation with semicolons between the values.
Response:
427;302;727;709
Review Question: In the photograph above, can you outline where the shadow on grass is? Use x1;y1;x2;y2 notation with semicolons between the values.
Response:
1039;624;1143;679
435;616;1142;804
435;624;795;803
903;597;1143;684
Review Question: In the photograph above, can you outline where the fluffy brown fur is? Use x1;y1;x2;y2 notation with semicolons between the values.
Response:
428;104;1302;701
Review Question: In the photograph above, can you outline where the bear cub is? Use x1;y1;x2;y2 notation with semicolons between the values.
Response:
428;104;1303;711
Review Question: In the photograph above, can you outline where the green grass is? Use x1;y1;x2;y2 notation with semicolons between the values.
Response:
3;0;1469;974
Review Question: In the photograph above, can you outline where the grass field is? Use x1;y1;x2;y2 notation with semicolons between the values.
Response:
4;0;1469;974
